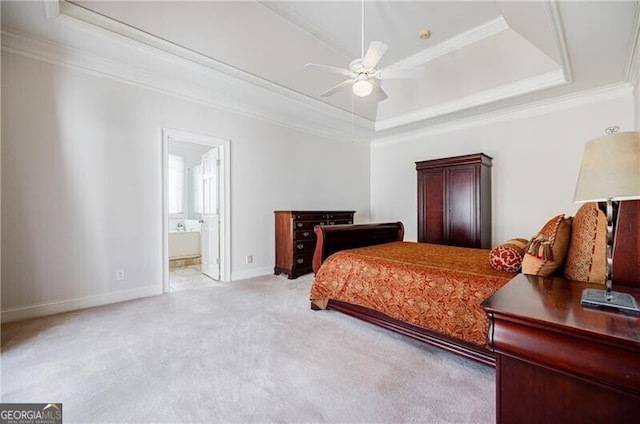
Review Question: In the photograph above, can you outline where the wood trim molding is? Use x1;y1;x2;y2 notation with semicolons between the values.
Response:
544;0;574;83
1;285;163;323
375;69;567;131
388;17;509;69
624;2;640;86
371;82;634;147
1;26;374;146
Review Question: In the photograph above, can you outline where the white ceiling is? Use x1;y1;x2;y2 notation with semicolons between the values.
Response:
2;1;639;134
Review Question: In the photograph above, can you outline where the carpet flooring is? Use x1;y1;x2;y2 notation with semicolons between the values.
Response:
1;274;495;423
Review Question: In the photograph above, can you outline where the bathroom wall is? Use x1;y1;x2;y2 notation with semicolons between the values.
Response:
168;140;211;221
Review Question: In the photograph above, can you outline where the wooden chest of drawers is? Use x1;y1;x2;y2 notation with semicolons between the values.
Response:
274;210;355;279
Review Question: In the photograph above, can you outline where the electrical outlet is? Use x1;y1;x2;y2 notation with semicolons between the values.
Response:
246;255;253;264
115;268;125;281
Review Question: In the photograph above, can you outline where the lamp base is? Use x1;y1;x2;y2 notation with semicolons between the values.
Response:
581;288;640;314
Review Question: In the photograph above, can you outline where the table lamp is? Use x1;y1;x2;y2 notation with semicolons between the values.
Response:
574;127;640;313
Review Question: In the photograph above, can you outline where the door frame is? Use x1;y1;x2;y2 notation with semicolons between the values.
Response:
161;128;231;292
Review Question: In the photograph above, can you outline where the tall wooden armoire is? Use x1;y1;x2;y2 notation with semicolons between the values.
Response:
416;153;492;248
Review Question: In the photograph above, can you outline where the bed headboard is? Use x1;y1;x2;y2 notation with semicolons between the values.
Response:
312;222;404;274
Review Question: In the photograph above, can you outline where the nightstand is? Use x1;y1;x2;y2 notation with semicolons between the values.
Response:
482;274;640;423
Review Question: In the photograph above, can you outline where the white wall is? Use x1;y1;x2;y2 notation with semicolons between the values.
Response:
635;84;640;130
370;93;635;245
1;51;370;321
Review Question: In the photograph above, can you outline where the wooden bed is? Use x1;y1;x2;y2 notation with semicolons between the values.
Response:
309;222;515;366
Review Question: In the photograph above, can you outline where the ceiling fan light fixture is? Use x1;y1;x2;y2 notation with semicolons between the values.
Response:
352;79;373;97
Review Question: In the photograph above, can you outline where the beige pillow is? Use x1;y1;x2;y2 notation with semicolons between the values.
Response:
522;214;572;277
563;203;607;283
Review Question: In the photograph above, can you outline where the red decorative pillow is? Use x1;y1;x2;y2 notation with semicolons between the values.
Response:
489;238;529;272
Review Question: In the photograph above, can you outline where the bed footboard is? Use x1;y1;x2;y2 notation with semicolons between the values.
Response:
312;222;404;273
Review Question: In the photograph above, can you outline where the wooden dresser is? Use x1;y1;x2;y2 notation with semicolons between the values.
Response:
416;153;492;248
274;211;354;279
482;274;640;423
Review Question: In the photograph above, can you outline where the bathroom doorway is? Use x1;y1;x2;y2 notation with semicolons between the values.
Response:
161;129;230;293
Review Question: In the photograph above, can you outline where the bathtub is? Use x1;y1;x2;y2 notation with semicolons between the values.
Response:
169;218;202;260
169;231;201;259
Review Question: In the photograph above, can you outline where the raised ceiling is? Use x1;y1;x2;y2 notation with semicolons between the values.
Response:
2;1;639;135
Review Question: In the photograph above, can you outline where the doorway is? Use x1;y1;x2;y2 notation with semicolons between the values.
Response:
161;128;230;293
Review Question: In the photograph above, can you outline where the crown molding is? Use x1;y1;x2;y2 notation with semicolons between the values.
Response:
258;5;509;71
375;68;566;132
388;16;508;69
35;1;374;142
624;1;640;87
544;0;573;83
258;1;353;59
2;27;373;146
7;1;633;143
43;0;59;20
372;82;633;147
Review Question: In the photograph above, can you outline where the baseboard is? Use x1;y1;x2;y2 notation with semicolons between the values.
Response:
231;266;273;282
1;284;163;323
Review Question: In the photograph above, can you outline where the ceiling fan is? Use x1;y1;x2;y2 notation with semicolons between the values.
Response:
304;1;425;101
305;42;425;101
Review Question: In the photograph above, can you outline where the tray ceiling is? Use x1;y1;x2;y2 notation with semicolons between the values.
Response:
2;1;639;134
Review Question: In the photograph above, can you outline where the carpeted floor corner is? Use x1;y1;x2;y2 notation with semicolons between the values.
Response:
1;274;495;423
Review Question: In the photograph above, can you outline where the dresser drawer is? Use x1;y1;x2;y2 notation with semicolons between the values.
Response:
294;229;315;240
292;239;315;254
293;254;312;268
293;220;323;230
326;213;354;220
294;213;326;221
325;218;353;226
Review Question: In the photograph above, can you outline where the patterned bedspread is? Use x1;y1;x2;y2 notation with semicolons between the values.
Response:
310;241;516;347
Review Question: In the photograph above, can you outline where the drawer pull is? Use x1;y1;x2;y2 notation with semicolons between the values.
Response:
297;258;304;264
296;222;303;228
303;231;309;237
297;243;303;250
329;221;335;225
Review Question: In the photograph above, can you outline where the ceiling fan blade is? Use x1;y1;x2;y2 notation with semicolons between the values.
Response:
370;79;388;102
362;41;388;69
320;79;355;97
305;63;354;78
378;67;426;80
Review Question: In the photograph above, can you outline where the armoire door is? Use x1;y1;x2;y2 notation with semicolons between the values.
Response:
418;169;445;244
446;165;478;248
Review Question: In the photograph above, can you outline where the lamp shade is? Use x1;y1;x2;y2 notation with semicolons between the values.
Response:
574;131;640;202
